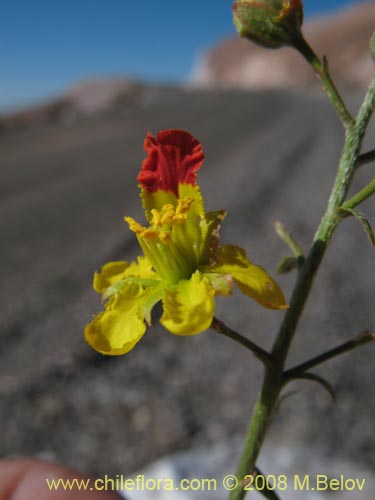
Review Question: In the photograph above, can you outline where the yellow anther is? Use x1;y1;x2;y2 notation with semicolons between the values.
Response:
125;216;146;235
151;209;162;227
159;231;171;243
172;214;187;224
176;196;193;215
161;203;174;213
161;214;173;225
160;204;176;225
141;229;160;240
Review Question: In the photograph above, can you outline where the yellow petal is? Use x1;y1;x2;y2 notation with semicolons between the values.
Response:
93;257;155;294
123;256;156;279
160;271;215;335
93;261;129;294
211;245;288;310
85;282;146;355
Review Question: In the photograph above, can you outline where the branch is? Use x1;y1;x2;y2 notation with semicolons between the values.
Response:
356;72;375;138
293;35;354;129
341;177;375;210
283;331;375;380
211;317;272;366
356;149;375;169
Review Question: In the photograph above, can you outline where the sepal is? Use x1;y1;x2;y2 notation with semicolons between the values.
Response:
210;245;288;309
200;209;227;265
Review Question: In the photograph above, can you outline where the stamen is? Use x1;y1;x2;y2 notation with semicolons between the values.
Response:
125;193;204;284
176;196;194;214
160;204;175;225
138;237;173;282
172;213;187;224
124;216;146;235
159;231;171;244
173;220;199;268
151;209;162;227
141;229;160;240
160;240;192;279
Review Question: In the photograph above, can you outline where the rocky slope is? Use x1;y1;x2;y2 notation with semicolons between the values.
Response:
192;2;375;90
1;87;373;483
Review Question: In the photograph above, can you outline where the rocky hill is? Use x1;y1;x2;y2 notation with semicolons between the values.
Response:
0;79;148;132
192;2;375;90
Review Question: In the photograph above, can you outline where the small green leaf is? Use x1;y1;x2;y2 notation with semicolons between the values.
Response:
254;467;283;500
339;208;375;247
277;389;299;407
276;256;299;274
286;372;335;401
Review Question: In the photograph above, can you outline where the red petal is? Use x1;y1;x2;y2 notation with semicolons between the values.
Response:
137;129;205;196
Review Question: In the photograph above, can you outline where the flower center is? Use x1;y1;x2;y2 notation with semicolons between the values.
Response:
125;196;201;284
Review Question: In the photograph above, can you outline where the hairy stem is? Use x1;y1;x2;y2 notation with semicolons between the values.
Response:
229;73;375;500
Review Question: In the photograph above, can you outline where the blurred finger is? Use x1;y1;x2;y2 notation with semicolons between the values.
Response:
0;459;124;500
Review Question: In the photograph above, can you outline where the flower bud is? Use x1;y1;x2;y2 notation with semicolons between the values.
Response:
233;0;304;49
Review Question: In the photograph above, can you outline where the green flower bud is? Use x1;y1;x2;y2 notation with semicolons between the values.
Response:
233;0;304;49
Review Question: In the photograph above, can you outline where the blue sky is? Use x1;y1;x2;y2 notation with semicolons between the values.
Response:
0;0;365;112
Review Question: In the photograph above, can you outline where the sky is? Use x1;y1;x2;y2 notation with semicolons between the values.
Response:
0;0;366;112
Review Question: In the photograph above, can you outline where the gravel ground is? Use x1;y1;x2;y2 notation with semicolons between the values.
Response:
0;87;374;485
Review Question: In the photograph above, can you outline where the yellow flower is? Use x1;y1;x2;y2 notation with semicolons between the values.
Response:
85;129;287;355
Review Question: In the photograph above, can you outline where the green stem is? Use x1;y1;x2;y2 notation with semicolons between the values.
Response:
293;34;354;129
229;73;375;500
211;317;271;366
342;177;375;210
284;330;375;380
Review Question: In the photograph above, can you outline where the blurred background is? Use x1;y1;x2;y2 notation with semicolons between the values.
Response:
1;1;374;498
